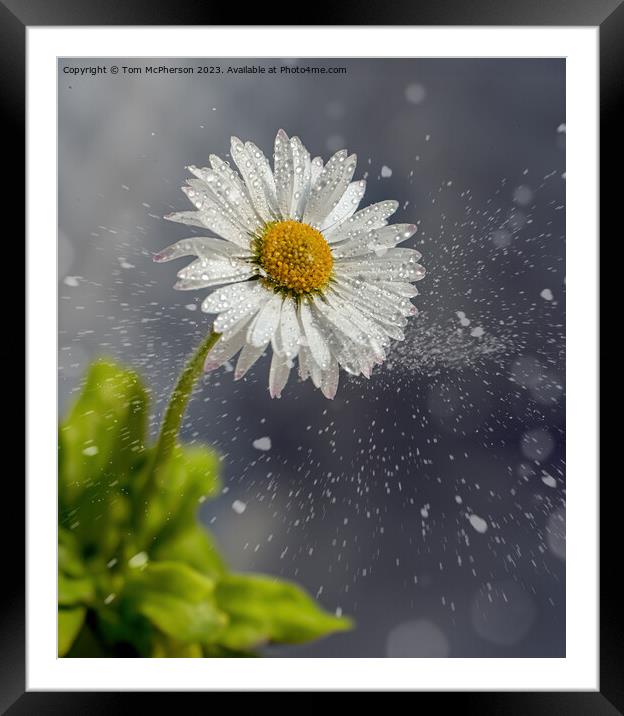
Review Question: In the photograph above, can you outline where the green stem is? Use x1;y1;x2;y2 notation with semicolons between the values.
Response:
152;330;221;468
139;330;221;535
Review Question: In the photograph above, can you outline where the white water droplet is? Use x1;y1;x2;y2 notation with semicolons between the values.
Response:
405;83;426;104
469;514;488;533
541;474;557;488
232;500;247;514
252;436;271;451
128;551;148;568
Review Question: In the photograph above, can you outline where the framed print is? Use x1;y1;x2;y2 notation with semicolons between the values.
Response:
5;0;615;709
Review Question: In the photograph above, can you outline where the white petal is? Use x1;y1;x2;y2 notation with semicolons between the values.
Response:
204;321;249;372
386;223;418;246
384;247;423;261
314;151;356;225
329;285;408;343
279;298;301;359
325;200;399;243
298;345;313;382
338;255;426;283
177;187;251;248
245;140;280;215
289;136;312;221
273;129;294;219
174;274;251;291
235;341;267;380
164;210;211;229
191;159;260;233
331;326;382;377
201;281;260;313
330;331;371;376
324;292;388;353
309;356;323;389
304;150;356;228
213;285;268;336
333;275;415;320
320;357;339;399
310;156;324;187
314;297;368;346
332;224;418;259
248;293;283;347
305;306;346;360
153;237;245;263
207;156;254;209
271;319;285;355
230;137;274;223
175;256;252;287
319;180;366;233
269;351;291;399
304;150;347;222
379;280;419;298
299;300;331;370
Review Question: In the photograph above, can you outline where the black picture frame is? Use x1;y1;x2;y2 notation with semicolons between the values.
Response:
6;0;613;709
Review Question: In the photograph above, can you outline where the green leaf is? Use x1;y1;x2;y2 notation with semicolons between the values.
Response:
59;572;95;606
64;622;111;658
150;524;226;578
127;560;215;598
138;445;221;548
94;604;153;657
58;360;148;559
59;360;148;501
214;574;352;651
202;643;257;658
58;527;87;578
58;606;86;656
151;636;203;658
57;359;354;659
123;562;227;644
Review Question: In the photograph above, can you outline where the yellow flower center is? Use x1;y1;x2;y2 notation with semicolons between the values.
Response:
258;220;333;295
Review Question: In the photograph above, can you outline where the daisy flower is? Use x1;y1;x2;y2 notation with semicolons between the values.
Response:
155;129;425;399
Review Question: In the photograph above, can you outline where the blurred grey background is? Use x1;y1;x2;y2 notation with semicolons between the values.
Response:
58;58;566;657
